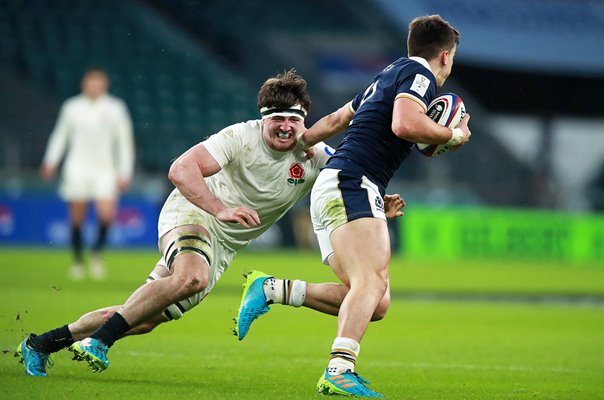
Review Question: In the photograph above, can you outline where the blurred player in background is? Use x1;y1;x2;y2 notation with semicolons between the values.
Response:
40;68;134;280
236;15;471;398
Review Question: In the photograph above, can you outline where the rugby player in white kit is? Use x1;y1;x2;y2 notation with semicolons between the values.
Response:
16;69;334;376
40;68;134;280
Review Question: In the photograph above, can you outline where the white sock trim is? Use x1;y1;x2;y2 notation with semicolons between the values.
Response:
263;278;307;307
289;280;306;307
333;337;360;356
328;337;360;375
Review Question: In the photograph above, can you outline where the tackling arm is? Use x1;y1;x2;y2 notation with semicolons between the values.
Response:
297;102;354;150
168;144;260;228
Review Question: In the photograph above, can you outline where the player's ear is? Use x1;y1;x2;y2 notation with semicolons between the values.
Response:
440;50;449;66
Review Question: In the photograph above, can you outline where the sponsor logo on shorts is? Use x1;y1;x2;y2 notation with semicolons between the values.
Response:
374;196;384;212
287;162;305;186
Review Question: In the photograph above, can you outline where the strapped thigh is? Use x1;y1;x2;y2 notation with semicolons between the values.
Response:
152;230;213;321
147;270;205;321
163;231;213;271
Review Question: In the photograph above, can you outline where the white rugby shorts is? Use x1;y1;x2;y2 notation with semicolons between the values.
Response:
59;168;118;201
310;168;386;265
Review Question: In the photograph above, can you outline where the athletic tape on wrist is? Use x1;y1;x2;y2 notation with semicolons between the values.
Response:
296;131;310;151
446;128;464;147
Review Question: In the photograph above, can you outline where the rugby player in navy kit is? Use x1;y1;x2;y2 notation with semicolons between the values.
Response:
237;15;471;397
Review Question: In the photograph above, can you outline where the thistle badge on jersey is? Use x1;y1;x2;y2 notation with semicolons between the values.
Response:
287;163;305;186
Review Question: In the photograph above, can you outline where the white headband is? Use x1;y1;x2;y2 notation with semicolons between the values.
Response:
260;104;307;120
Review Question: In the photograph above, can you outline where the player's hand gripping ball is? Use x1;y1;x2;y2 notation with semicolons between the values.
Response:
416;93;465;157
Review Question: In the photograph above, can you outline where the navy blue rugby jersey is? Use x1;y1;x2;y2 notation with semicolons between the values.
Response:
325;57;437;194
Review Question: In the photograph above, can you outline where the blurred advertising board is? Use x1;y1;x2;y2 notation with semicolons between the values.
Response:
0;195;161;247
401;207;604;263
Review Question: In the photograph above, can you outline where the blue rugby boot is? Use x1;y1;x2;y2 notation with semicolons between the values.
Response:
317;369;384;398
69;337;109;372
15;336;53;377
234;270;272;340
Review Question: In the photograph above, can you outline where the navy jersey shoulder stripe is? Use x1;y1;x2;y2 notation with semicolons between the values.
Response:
396;93;428;112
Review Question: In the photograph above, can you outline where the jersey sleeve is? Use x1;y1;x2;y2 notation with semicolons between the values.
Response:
201;123;244;167
349;92;363;113
394;66;437;112
115;100;135;180
311;141;335;168
43;101;72;167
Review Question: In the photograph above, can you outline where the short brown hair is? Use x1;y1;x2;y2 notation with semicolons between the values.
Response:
407;15;460;60
258;69;311;113
83;67;108;81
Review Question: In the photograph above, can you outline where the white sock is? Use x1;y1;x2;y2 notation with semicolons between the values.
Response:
327;337;360;375
263;278;306;307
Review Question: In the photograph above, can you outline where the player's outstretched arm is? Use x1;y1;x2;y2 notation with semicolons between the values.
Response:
297;102;354;149
169;143;260;227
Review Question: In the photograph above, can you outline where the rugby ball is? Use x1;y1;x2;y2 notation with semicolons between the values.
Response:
416;93;465;157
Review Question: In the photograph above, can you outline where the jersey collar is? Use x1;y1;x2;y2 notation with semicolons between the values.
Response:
409;56;433;75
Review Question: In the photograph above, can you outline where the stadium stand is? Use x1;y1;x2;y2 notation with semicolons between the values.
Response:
1;0;602;210
0;0;259;171
148;0;584;207
371;0;604;208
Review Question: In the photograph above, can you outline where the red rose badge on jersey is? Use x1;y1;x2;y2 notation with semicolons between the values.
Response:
287;163;305;186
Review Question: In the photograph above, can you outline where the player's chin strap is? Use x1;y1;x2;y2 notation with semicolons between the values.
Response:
260;104;307;120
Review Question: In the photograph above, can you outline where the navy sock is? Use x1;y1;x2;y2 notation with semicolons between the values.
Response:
27;325;74;353
93;223;110;253
71;225;83;263
91;313;131;348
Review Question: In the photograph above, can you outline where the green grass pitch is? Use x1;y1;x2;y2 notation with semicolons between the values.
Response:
0;248;603;399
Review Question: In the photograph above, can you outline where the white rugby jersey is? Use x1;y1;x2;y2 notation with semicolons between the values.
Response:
43;93;134;180
174;119;331;251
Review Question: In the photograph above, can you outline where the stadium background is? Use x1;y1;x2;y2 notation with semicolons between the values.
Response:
0;1;603;399
1;0;604;258
0;0;603;251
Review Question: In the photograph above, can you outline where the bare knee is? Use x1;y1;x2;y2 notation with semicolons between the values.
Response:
76;306;118;325
352;270;389;321
357;270;388;298
100;308;117;322
69;306;121;340
371;291;391;321
169;270;208;301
